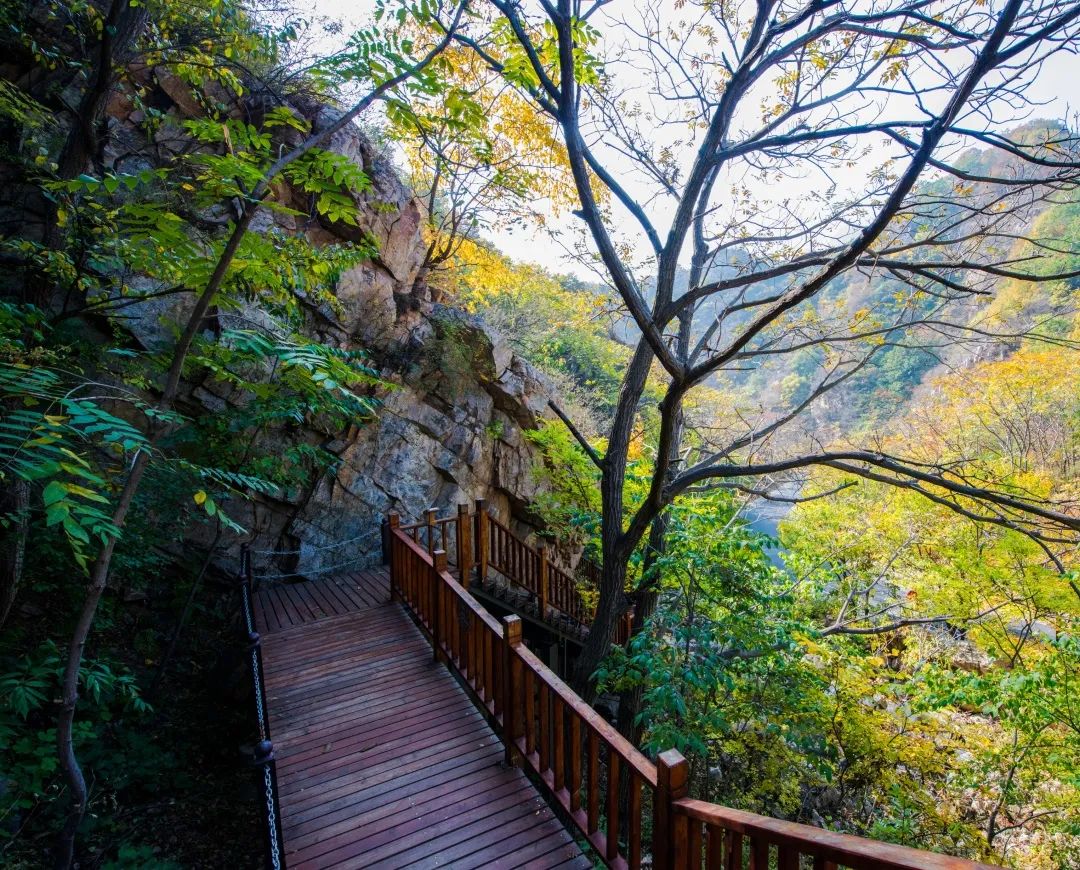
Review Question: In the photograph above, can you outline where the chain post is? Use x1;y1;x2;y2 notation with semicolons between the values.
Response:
387;513;400;602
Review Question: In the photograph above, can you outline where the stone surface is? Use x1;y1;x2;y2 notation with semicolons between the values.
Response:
103;79;557;574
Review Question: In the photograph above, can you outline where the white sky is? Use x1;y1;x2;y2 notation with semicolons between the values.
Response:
310;0;1080;280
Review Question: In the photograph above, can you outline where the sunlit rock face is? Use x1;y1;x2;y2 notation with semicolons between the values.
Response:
107;70;556;571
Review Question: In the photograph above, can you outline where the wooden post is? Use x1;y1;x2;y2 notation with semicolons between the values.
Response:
387;513;400;602
502;614;522;766
538;546;549;619
654;749;690;870
456;502;472;588
425;507;438;556
432;549;447;663
474;498;489;586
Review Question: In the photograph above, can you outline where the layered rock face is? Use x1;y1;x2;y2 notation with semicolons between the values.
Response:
108;70;556;571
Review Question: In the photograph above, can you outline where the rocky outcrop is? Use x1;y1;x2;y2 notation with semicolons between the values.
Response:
106;69;558;572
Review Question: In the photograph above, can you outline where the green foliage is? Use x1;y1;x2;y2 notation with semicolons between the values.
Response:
0;0;433;860
525;420;602;549
449;238;635;419
0;641;150;823
0;311;151;568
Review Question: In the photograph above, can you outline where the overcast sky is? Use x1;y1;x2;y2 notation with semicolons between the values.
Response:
310;0;1080;279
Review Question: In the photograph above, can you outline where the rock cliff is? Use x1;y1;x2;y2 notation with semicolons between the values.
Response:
107;69;557;571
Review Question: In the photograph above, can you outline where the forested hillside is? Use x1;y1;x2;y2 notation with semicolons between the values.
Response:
2;1;1080;868
445;173;1080;869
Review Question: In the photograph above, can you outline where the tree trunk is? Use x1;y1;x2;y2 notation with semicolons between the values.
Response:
53;203;257;866
571;547;628;701
56;0;149;179
615;511;668;744
54;451;149;869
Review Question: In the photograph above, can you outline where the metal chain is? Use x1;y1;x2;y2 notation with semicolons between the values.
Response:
250;646;267;740
240;581;254;634
251;531;369;557
239;562;282;869
262;764;282;870
253;554;367;581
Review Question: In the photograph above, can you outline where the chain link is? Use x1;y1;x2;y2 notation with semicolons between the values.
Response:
262;763;282;870
240;581;254;634
251;531;369;557
253;554;367;581
250;646;267;740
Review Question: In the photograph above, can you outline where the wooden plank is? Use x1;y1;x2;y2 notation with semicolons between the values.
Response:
285;750;507;838
299;579;349;618
315;793;550;868
419;813;581;869
256;577;589;870
278;582;320;624
307;576;355;614
275;690;469;769
264;587;294;629
288;778;533;865
285;764;513;853
279;717;492;795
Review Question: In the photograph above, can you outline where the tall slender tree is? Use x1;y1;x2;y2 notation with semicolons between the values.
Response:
1;1;468;864
459;0;1080;696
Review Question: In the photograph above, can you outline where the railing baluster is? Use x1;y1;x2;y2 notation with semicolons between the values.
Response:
457;503;472;586
706;825;723;870
553;694;565;796
587;729;600;838
673;813;689;869
524;667;536;758
539;546;549;618
503;615;523;766
606;752;621;862
425;507;437;556
629;773;642;870
750;837;769;870
569;715;582;814
488;625;498;715
475;499;488;585
539;681;551;775
726;832;743;870
688;816;703;869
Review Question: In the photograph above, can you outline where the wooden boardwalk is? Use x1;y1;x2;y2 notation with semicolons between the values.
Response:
252;568;591;869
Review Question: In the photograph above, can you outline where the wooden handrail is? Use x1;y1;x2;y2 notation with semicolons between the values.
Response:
386;517;996;870
401;504;626;639
483;510;633;642
670;798;998;870
390;523;649;867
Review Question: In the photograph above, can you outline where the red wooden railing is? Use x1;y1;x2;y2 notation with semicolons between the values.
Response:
399;501;632;643
387;518;996;870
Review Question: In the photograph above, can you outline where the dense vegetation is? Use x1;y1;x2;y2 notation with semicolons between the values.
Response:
2;1;1080;868
468;212;1080;868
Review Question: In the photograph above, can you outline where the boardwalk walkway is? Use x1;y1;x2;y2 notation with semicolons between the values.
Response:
241;511;993;870
252;567;591;869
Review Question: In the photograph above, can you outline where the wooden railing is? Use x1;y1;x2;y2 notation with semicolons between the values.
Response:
386;519;997;870
388;524;650;867
398;501;632;643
